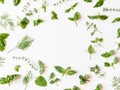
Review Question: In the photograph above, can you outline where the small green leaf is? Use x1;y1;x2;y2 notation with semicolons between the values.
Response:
14;0;21;6
51;11;58;20
113;57;119;64
54;66;64;73
117;28;120;38
20;17;29;29
95;84;102;90
101;50;114;58
38;60;45;75
0;33;9;39
104;62;110;67
49;72;55;79
88;45;95;54
35;76;47;87
65;3;78;13
88;14;108;20
94;0;105;8
68;70;77;75
33;19;43;26
0;0;4;4
14;65;20;72
112;17;120;23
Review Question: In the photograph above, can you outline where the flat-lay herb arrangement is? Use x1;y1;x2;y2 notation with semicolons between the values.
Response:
0;0;120;90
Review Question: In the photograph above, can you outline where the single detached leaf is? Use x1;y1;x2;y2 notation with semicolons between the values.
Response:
14;65;20;72
65;3;78;13
104;62;110;67
95;84;102;90
51;11;58;20
14;0;21;6
117;28;120;38
101;50;114;58
94;0;105;8
0;0;4;4
54;66;64;73
0;33;9;39
20;17;29;29
68;70;77;75
33;19;43;26
88;14;108;20
84;0;92;3
38;60;45;74
112;17;120;23
88;45;95;54
35;76;47;87
113;57;119;64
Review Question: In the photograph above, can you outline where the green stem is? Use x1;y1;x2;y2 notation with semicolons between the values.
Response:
7;46;17;53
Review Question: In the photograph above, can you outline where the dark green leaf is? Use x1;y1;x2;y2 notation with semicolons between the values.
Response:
88;45;95;54
88;14;108;20
112;17;120;23
95;84;102;90
94;0;105;8
104;62;110;67
101;50;114;58
65;3;78;13
33;19;43;26
51;11;58;20
0;0;4;4
14;0;21;6
68;70;77;75
20;17;29;29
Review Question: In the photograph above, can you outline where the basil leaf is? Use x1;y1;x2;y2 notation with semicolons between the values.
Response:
35;76;47;87
54;66;64;73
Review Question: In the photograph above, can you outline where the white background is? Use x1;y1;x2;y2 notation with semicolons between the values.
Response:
0;0;120;90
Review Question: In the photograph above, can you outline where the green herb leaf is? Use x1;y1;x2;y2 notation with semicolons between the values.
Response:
95;84;102;90
65;3;78;13
94;0;105;8
112;17;120;23
54;66;64;73
104;62;110;67
68;12;81;26
0;33;9;52
117;28;120;38
20;17;29;29
23;71;32;90
35;76;47;87
51;11;58;20
88;14;108;20
33;19;43;26
84;0;92;3
0;0;4;4
14;0;21;6
0;74;20;85
101;50;114;58
38;60;45;75
14;65;20;72
79;74;90;85
68;70;77;75
8;35;34;53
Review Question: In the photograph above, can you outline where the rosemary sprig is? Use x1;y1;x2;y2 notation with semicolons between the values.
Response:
0;13;14;30
0;56;5;66
103;7;120;12
23;71;32;90
8;35;34;53
112;76;120;90
12;56;38;71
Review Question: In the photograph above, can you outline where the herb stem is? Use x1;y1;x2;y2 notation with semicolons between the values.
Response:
7;46;17;53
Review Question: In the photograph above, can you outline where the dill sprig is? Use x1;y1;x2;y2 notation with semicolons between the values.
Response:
0;13;14;30
0;56;5;66
8;35;34;53
12;56;38;71
23;71;33;90
112;76;120;90
103;7;120;12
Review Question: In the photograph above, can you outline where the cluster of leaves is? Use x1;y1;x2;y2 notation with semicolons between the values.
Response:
54;66;77;76
64;85;80;90
0;74;20;85
49;72;60;84
90;65;104;77
112;77;120;90
104;57;119;69
79;74;90;85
